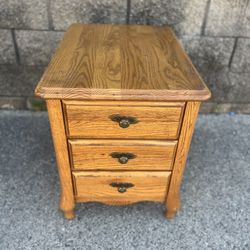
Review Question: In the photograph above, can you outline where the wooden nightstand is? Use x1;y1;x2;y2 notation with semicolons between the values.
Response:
35;24;211;219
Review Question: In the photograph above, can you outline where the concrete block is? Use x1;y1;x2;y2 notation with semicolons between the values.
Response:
130;0;208;35
180;36;235;70
51;0;127;30
197;67;250;103
0;97;26;110
226;72;250;103
205;0;250;36
15;30;64;65
231;38;250;73
0;29;16;64
0;65;44;97
200;103;250;114
0;0;48;29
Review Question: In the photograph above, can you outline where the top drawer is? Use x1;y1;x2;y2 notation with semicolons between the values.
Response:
63;101;185;139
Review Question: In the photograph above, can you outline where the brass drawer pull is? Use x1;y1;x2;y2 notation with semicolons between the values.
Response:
110;114;139;128
110;152;137;164
110;182;134;193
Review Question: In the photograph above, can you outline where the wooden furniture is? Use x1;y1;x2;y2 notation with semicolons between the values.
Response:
35;23;211;219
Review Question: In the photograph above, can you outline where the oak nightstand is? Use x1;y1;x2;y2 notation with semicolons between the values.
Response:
35;23;211;219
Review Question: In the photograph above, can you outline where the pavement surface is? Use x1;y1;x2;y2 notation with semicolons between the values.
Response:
0;111;249;250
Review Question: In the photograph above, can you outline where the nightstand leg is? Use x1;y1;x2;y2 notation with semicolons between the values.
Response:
63;209;75;219
165;191;181;219
60;192;75;220
47;100;75;219
165;209;177;219
165;102;200;219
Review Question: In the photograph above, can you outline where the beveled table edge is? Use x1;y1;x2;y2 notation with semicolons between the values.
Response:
35;86;211;101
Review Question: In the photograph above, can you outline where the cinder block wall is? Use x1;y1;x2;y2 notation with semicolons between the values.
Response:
0;0;250;112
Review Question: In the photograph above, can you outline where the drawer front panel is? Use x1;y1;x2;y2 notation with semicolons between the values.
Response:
73;171;171;204
69;139;177;171
64;102;184;139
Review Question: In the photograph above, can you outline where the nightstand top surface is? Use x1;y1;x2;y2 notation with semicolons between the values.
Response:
35;23;210;101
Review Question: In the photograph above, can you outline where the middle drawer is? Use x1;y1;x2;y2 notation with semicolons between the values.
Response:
69;139;177;171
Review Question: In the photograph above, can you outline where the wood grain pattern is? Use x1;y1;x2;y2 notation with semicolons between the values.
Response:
64;101;184;139
63;100;185;107
46;100;75;219
73;171;171;204
165;101;200;219
35;24;211;101
69;139;177;171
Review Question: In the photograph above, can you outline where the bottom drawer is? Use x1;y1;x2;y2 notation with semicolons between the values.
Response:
73;171;171;204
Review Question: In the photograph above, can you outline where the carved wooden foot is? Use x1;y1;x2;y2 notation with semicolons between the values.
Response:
165;191;181;219
59;190;75;220
63;209;75;219
60;194;75;219
165;208;178;219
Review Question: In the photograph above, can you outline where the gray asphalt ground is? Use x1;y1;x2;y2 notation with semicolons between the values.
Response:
0;111;249;250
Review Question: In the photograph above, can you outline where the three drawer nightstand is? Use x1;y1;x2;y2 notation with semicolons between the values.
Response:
35;23;211;219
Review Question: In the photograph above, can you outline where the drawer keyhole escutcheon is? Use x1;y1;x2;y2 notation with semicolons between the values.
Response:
109;114;139;128
110;182;134;193
110;152;137;164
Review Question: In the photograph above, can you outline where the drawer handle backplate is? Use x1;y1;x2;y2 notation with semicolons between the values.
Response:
110;114;139;128
110;152;137;164
110;182;134;193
